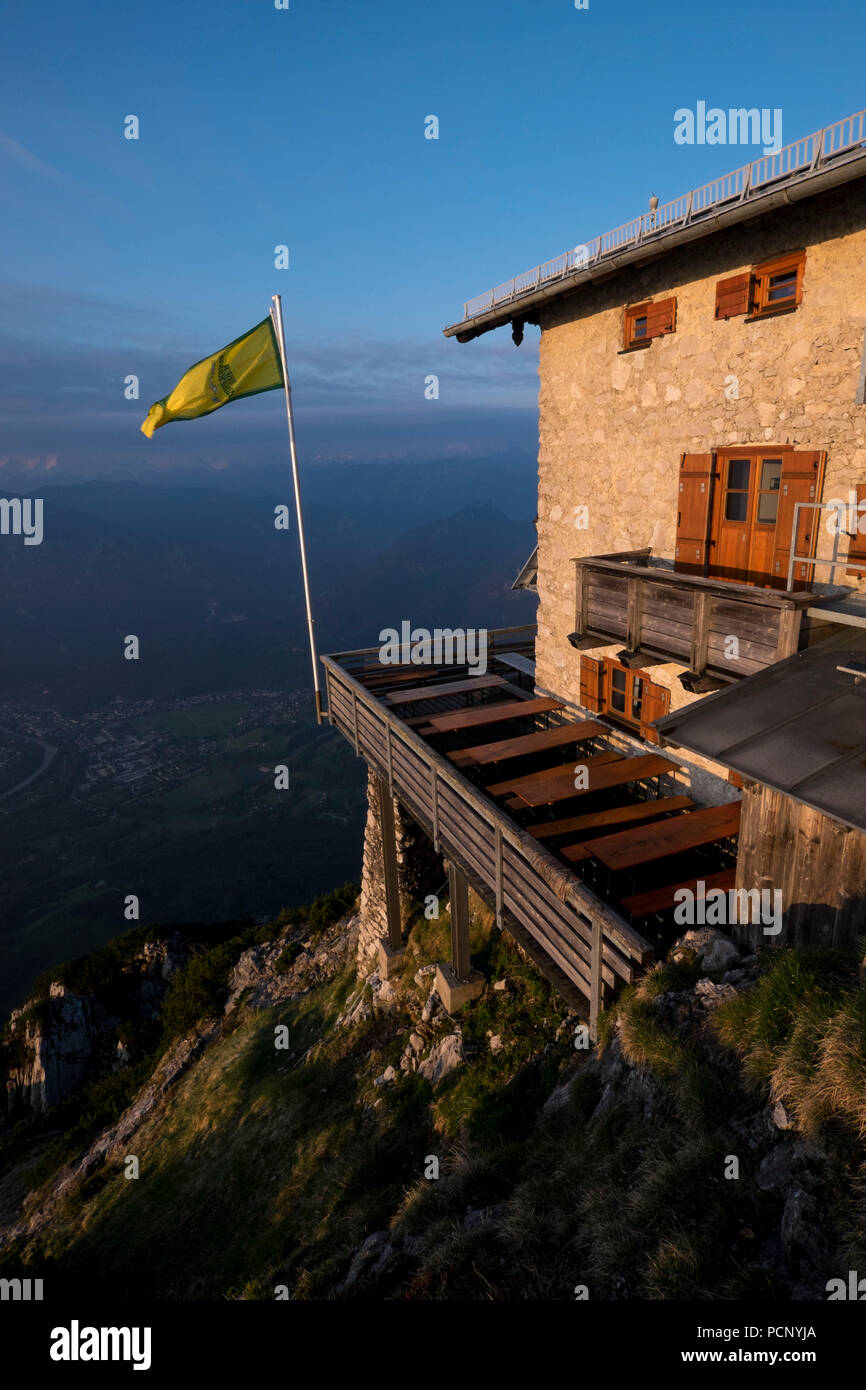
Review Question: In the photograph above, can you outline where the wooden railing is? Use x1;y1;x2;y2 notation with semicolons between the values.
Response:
459;108;866;323
321;635;654;1033
573;551;817;679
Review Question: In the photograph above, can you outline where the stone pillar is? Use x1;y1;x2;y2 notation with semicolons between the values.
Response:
357;767;440;976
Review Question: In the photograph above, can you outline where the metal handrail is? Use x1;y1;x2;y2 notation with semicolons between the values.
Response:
461;108;866;321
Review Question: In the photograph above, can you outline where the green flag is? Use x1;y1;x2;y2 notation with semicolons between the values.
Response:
141;316;284;439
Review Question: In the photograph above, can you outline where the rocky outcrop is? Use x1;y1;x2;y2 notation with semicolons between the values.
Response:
2;933;187;1118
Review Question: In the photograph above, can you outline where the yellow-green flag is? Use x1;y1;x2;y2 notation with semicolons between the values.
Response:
140;316;284;438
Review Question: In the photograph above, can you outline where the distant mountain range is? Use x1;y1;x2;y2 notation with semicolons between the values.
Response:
0;456;537;711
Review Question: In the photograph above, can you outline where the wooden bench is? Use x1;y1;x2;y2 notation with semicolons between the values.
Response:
384;675;506;707
420;696;563;735
554;798;696;859
528;795;695;842
447;719;608;769
620;867;737;918
358;665;442;685
503;753;682;810
582;801;742;873
489;750;622;798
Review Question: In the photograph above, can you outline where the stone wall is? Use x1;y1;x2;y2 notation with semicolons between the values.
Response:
533;183;866;780
357;769;441;971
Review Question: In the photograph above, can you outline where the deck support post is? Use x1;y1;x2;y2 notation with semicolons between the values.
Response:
376;774;405;976
449;861;471;981
435;860;485;1012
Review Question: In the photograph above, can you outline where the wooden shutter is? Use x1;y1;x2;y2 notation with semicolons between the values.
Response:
674;453;716;576
579;655;603;712
645;296;677;339
771;450;826;590
714;272;752;320
639;679;671;745
846;483;866;579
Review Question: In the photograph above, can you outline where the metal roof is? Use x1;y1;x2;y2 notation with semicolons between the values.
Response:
444;108;866;342
656;632;866;834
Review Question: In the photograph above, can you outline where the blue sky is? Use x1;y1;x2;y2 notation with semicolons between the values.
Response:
2;0;864;481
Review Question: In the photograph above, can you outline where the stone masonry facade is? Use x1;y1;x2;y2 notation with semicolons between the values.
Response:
532;184;866;795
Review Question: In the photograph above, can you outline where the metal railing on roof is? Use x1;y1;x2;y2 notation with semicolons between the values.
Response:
461;108;866;321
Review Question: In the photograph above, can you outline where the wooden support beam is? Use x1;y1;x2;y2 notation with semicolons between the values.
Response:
775;605;803;661
626;576;642;652
448;860;472;982
690;590;710;675
376;775;403;951
574;561;586;637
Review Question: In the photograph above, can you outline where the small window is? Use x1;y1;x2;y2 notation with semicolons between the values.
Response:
602;661;647;731
624;303;650;349
752;251;805;318
623;297;676;349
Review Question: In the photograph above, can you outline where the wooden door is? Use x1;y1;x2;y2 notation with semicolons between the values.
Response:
712;454;753;582
710;450;805;587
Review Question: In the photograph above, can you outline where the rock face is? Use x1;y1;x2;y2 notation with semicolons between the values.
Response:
672;928;740;974
2;933;187;1118
418;1033;464;1087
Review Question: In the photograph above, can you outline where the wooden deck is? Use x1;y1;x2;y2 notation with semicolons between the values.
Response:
321;628;741;1028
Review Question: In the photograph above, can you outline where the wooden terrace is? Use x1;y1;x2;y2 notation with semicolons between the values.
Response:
321;627;740;1032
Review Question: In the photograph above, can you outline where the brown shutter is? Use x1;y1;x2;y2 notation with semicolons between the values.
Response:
846;483;866;579
674;453;716;576
639;679;671;744
645;296;677;338
771;451;826;590
714;272;752;319
579;655;603;712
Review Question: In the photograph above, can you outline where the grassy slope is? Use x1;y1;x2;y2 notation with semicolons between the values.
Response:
5;917;866;1301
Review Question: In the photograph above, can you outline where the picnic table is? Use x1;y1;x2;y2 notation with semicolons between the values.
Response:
418;696;562;734
500;753;682;810
540;795;694;849
384;675;506;707
447;719;607;769
489;750;623;799
581;801;741;873
620;867;737;919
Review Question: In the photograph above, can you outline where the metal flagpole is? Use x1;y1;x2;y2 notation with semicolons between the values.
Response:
270;294;324;724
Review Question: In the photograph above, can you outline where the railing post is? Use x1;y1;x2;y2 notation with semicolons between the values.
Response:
351;685;359;755
775;606;802;661
385;721;393;794
431;762;440;852
495;825;503;928
590;917;603;1042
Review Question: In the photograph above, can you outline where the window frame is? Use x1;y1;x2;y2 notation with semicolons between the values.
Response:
750;250;806;319
623;302;651;350
602;659;646;730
